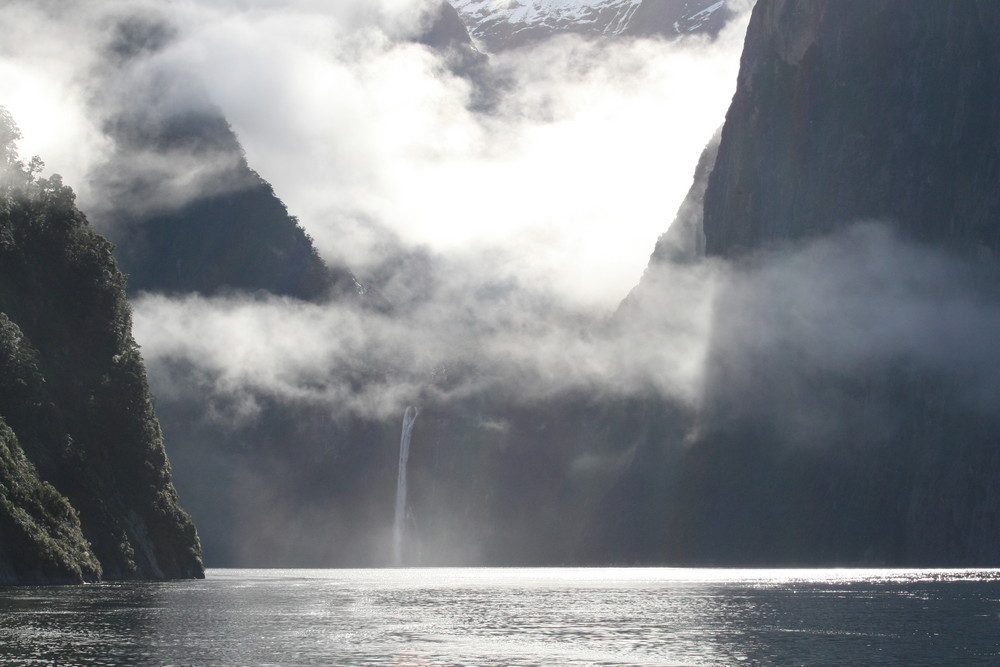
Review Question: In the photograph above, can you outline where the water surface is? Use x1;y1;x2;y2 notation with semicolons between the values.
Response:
0;568;998;665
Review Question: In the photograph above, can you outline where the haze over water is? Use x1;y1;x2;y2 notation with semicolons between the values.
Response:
1;568;998;666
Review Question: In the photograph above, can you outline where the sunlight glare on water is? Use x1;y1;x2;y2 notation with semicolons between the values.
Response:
0;568;999;666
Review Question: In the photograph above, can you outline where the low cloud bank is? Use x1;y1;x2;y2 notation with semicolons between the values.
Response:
133;220;1000;438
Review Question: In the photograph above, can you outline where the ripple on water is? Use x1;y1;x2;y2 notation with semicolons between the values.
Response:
0;568;998;666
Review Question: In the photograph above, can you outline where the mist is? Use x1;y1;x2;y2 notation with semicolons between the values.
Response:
24;0;1000;566
698;223;1000;441
0;0;761;417
7;0;1000;568
0;0;750;309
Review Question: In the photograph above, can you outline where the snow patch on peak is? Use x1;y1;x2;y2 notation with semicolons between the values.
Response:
450;0;735;51
684;0;725;31
499;0;641;27
450;0;643;47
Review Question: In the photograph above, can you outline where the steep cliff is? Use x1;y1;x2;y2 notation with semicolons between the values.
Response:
703;0;1000;256
622;0;1000;565
0;109;203;582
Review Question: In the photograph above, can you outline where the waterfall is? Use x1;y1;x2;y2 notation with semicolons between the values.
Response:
393;406;418;566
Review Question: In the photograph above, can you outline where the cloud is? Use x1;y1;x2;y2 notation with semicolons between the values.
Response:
16;0;1000;567
659;222;1000;460
190;15;751;308
131;253;717;426
19;0;995;445
0;0;751;309
130;217;1000;461
130;216;1000;567
2;0;761;565
0;0;759;421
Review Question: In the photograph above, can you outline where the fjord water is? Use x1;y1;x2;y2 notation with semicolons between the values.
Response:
0;569;998;666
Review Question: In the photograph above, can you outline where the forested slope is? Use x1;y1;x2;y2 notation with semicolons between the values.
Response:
0;109;203;582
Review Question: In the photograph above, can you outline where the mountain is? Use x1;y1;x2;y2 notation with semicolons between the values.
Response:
90;3;485;301
703;0;1000;256
89;9;358;302
413;1;494;107
616;0;1000;566
97;116;350;301
95;2;491;567
416;0;489;71
449;0;734;51
73;0;1000;570
0;109;203;583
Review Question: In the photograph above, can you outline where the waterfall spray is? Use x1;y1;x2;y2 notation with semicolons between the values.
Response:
393;406;418;566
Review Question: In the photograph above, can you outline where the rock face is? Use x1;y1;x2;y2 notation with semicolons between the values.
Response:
417;0;488;63
414;1;491;101
449;0;733;51
624;0;734;39
619;0;1000;566
0;110;203;583
90;10;357;302
703;0;1000;256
